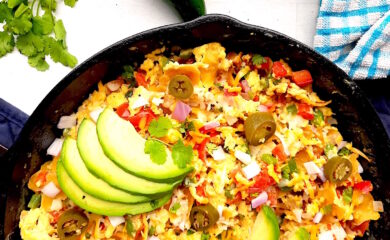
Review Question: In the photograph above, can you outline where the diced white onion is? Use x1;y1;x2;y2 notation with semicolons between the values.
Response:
203;121;220;130
258;105;268;112
89;108;104;123
106;80;122;92
242;161;261;180
332;226;347;240
50;199;63;211
357;161;364;174
292;209;303;223
108;216;125;228
337;141;347;150
47;138;64;156
57;114;76;129
304;161;321;175
42;182;60;198
318;230;333;240
373;201;384;212
313;211;323;223
212;146;226;161
217;205;224;218
274;132;290;156
318;167;326;182
234;150;252;165
132;96;149;109
152;97;164;106
251;191;268;209
225;115;238;126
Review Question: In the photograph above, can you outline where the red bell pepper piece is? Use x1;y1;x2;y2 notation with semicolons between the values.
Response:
128;107;156;131
272;61;287;78
260;57;273;72
224;89;238;97
354;181;373;194
248;171;275;194
351;221;370;236
272;144;287;162
134;72;148;87
116;102;131;120
292;70;313;87
194;138;210;162
298;103;314;120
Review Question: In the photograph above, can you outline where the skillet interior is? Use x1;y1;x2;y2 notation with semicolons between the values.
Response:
1;14;389;239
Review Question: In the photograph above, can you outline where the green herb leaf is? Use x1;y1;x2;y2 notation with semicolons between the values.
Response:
32;11;54;35
7;0;23;8
281;158;298;180
288;158;298;173
324;143;337;158
342;187;353;203
201;233;211;240
0;31;14;57
252;54;266;65
338;147;351;157
170;202;181;214
321;204;333;215
27;193;41;209
148;116;172;137
54;20;66;48
28;52;49;71
6;10;32;35
160;56;169;68
287;104;298;115
126;219;135;236
295;227;310;240
0;3;13;23
179;120;195;134
64;0;77;7
40;0;57;11
281;165;290;179
225;188;233;199
14;3;29;18
312;109;324;127
48;37;77;67
187;229;195;235
16;31;45;57
122;65;136;85
261;154;277;164
148;225;156;236
172;140;193;168
144;139;167;165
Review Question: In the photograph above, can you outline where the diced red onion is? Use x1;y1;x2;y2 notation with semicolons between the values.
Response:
47;138;64;156
131;97;149;109
313;211;323;223
212;146;226;161
89;108;104;122
172;101;191;122
42;182;60;198
106;80;122;92
203;121;220;130
50;199;63;211
234;150;252;165
373;201;384;212
251;191;268;209
57;114;76;129
357;161;363;173
337;141;347;150
242;161;261;179
304;161;321;175
108;216;125;228
241;80;250;93
258;105;269;112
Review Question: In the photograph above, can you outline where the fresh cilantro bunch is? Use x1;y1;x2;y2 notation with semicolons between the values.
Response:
0;0;78;71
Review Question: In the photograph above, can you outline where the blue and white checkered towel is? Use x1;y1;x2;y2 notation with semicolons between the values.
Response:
314;0;390;80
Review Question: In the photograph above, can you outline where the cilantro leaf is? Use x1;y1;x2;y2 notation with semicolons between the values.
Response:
0;3;13;23
342;187;353;203
126;219;135;236
54;20;66;48
14;3;29;18
148;116;172;137
0;31;15;57
16;31;45;57
252;54;266;65
6;10;33;35
179;120;195;134
32;11;54;35
312;109;324;127
286;104;297;115
122;65;135;85
28;52;49;71
48;37;77;67
64;0;77;7
169;202;181;214
201;233;211;240
172;140;193;168
40;0;57;11
261;154;277;164
338;147;351;156
321;204;333;215
144;139;167;165
7;0;23;9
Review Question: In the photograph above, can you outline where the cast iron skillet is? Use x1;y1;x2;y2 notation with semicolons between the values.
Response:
1;14;389;239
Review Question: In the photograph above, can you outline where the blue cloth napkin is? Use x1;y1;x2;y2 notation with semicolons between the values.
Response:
0;98;29;149
314;0;390;79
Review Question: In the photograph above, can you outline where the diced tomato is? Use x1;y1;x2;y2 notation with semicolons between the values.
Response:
272;61;287;78
116;102;130;120
194;138;210;162
253;95;259;101
351;221;370;236
260;57;273;71
128;107;156;131
134;72;148;87
272;144;287;162
298;103;314;120
49;211;61;224
354;181;373;194
199;126;218;137
224;89;239;97
35;171;48;187
196;183;206;197
248;171;275;193
267;187;278;206
227;191;242;205
292;70;313;87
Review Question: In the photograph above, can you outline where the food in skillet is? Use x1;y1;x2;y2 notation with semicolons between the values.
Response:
19;43;382;240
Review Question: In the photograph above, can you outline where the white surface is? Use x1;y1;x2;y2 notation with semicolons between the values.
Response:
0;0;319;115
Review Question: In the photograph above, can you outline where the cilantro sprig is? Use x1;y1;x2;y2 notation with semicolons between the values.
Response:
0;0;78;71
144;139;167;165
172;140;193;168
148;116;172;138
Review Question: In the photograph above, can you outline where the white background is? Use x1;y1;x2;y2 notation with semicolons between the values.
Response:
0;0;320;115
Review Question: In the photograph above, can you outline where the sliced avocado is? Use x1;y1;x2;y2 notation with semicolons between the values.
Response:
96;109;193;181
77;119;180;195
250;205;280;240
61;138;154;203
57;160;172;216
